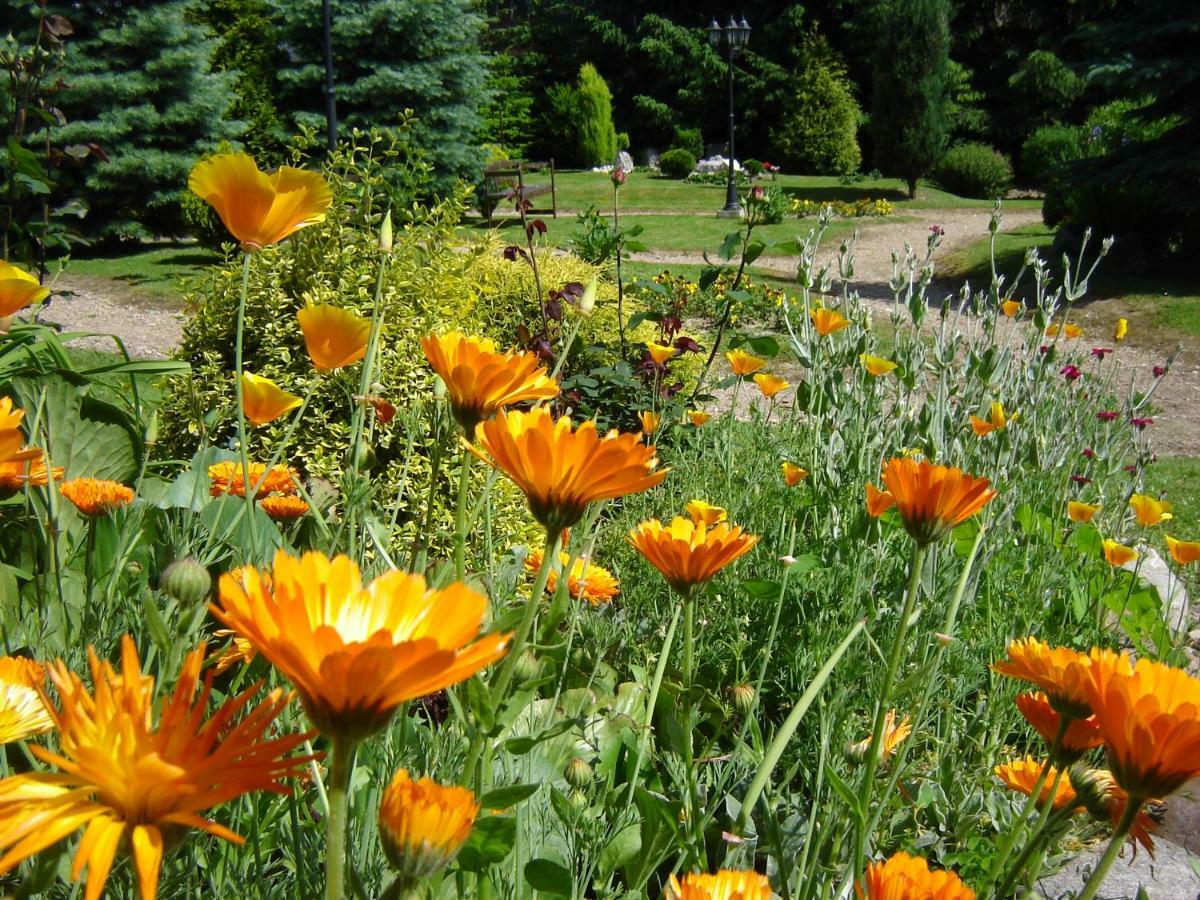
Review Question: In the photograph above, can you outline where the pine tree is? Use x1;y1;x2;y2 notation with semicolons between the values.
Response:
575;64;617;167
867;0;951;197
271;0;489;190
52;0;235;240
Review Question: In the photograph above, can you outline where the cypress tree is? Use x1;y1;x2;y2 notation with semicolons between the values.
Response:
575;64;617;167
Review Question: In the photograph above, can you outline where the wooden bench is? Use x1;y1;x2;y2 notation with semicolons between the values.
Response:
482;159;557;224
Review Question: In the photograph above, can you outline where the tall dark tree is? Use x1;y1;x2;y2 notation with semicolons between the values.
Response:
868;0;951;197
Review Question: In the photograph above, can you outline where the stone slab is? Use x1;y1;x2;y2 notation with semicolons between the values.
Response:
1039;838;1200;899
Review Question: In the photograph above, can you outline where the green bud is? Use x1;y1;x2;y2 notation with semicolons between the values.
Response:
564;756;593;788
160;557;212;605
380;210;393;253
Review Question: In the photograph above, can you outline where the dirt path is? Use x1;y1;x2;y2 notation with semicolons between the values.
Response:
37;275;184;360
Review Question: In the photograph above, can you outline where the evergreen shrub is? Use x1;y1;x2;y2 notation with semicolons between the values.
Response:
932;142;1013;199
657;149;696;179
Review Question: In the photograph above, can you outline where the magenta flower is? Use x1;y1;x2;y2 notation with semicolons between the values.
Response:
929;225;945;237
1038;345;1050;355
1070;474;1092;485
611;167;627;187
1097;411;1119;421
1123;465;1138;473
1130;417;1154;429
1060;364;1081;381
1090;347;1112;359
1153;365;1167;378
1082;448;1095;459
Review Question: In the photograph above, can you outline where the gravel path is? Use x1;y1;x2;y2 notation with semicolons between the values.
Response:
37;275;184;360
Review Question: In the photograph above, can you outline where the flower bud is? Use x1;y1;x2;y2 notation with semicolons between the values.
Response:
379;769;477;888
379;210;393;253
577;279;597;316
730;683;756;716
564;756;593;788
514;650;541;683
1069;765;1114;821
160;557;212;605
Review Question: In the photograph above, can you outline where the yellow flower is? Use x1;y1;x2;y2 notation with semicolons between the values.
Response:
240;372;302;426
810;307;850;336
1000;299;1022;317
970;401;1017;436
724;348;766;376
0;398;43;468
59;478;134;517
687;410;711;427
752;373;788;398
378;770;477;887
1103;539;1137;567
0;453;62;500
1067;501;1099;523
781;462;808;487
639;410;661;434
188;152;331;252
846;709;912;763
646;341;676;365
878;457;996;546
1165;535;1200;565
1128;493;1172;526
995;757;1081;812
0;636;313;900
0;260;50;317
1045;321;1082;339
1114;317;1128;341
213;551;510;741
525;550;620;605
0;656;53;744
296;304;370;371
860;354;897;377
857;852;974;900
685;499;727;527
666;870;772;900
628;516;758;596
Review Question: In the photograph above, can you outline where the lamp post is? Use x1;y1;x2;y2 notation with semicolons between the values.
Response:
322;0;337;151
708;15;751;218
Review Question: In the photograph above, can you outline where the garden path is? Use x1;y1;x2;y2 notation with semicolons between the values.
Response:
38;274;184;360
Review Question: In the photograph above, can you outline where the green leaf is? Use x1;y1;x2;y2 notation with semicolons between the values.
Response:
741;579;781;601
598;822;642;877
524;859;573;895
743;240;766;264
478;784;539;810
824;761;864;826
719;231;741;261
745;335;780;357
455;816;516;871
466;675;496;735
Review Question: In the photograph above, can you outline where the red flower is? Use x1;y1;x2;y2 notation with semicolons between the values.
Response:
1097;411;1118;421
1090;348;1112;359
1130;417;1153;429
1082;448;1095;459
1071;474;1092;485
1153;365;1166;378
1060;365;1081;381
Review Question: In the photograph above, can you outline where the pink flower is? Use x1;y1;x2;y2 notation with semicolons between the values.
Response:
1071;474;1092;485
1038;345;1050;355
611;167;627;186
1090;347;1112;359
1060;364;1081;381
1097;411;1118;421
929;225;945;237
1153;365;1167;378
1130;417;1154;429
1082;448;1095;459
749;185;765;201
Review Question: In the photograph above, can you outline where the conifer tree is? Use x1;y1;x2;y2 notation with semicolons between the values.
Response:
575;64;617;167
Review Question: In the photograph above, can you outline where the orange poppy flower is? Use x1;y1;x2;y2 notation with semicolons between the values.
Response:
666;870;773;900
1000;299;1022;317
687;410;711;427
1014;692;1103;763
782;462;808;486
525;550;620;605
970;402;1017;437
0;398;42;468
213;551;509;740
638;410;661;434
240;372;302;426
860;354;897;377
846;709;912;763
1128;494;1172;527
59;478;134;517
420;332;559;433
628;515;758;596
1067;501;1099;523
724;348;766;376
1069;767;1159;856
0;260;50;317
258;495;309;520
0;655;53;744
856;852;974;900
994;757;1081;812
646;341;676;365
378;769;478;887
811;307;850;336
1103;539;1137;567
296;304;370;371
1165;535;1200;565
685;499;727;527
992;638;1098;719
1083;654;1200;799
1045;322;1083;339
0;635;312;900
878;457;996;545
472;407;666;533
753;373;788;398
187;152;331;252
0;453;62;499
208;461;297;498
865;483;896;518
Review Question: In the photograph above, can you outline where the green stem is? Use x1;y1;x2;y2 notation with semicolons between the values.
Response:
453;450;473;581
682;594;695;693
994;786;1074;900
233;252;258;561
83;517;96;609
1073;798;1141;900
325;737;357;900
623;603;682;809
680;592;703;866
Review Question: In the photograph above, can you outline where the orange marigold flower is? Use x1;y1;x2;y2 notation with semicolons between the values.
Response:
994;757;1081;812
472;407;666;533
378;769;478;887
1165;535;1200;565
1068;501;1099;523
628;515;758;597
1083;654;1200;799
213;551;510;740
666;870;773;900
59;478;134;517
1128;493;1172;526
0;656;53;744
865;483;896;518
1103;539;1137;567
0;635;313;900
639;410;661;434
0;397;43;468
685;499;727;526
240;372;302;426
687;410;711;427
857;851;974;900
187;152;331;252
724;348;766;376
421;332;559;433
860;354;897;377
296;303;370;371
208;462;297;498
993;638;1099;720
879;457;996;545
846;709;912;763
1000;299;1022;317
1014;692;1103;763
258;495;309;520
0;452;62;499
970;402;1017;437
752;373;788;399
811;307;850;336
0;260;50;318
782;462;808;486
646;341;676;365
525;550;621;605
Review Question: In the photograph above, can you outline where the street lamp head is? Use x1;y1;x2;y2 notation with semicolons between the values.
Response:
708;18;723;46
731;16;751;47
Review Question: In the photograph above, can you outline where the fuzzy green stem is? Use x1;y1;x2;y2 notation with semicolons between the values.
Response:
325;737;356;900
233;252;258;561
623;603;681;809
994;786;1074;900
1073;798;1141;900
453;450;472;581
680;591;704;865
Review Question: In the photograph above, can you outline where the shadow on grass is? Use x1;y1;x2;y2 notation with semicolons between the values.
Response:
777;184;908;203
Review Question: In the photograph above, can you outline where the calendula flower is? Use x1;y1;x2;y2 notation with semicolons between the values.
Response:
993;638;1097;719
0;398;43;467
995;757;1081;812
208;462;297;498
628;516;758;597
59;478;134;517
857;852;974;900
472;407;666;533
1046;322;1083;339
970;401;1017;436
240;372;302;426
0;656;53;744
638;410;661;434
685;499;727;526
1128;493;1172;526
725;349;766;376
378;769;477;887
0;453;62;499
525;550;620;605
1067;501;1099;523
860;354;897;377
0;636;312;900
1103;539;1137;567
1069;766;1159;856
188;151;331;252
1114;318;1128;341
211;629;257;674
420;332;558;433
258;495;309;520
688;410;711;427
1083;654;1200;799
878;457;996;546
1014;692;1103;763
1165;535;1200;565
646;341;676;365
666;870;773;900
781;462;808;486
846;709;912;763
1000;299;1022;317
0;260;50;317
752;373;788;398
213;551;509;740
811;307;850;336
296;304;370;371
865;483;896;518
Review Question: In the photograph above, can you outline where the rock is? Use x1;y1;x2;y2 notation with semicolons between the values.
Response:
1116;546;1191;643
1160;779;1200;856
1039;838;1200;899
613;150;634;173
694;155;743;174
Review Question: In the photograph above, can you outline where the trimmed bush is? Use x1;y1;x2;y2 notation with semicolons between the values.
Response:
771;60;862;175
932;142;1013;199
1007;51;1083;132
657;148;696;179
576;63;618;167
742;159;765;176
1021;125;1085;184
670;127;704;159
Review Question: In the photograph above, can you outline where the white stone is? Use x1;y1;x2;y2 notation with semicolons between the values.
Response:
1118;546;1191;640
1039;838;1200;899
614;150;634;172
694;155;743;174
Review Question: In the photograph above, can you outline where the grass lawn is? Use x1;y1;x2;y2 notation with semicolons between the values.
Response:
59;242;219;302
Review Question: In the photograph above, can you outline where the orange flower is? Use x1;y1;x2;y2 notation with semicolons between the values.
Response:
752;373;788;398
724;348;766;376
258;495;309;520
1128;493;1172;526
639;410;661;434
860;354;897;377
240;372;302;426
994;757;1081;812
296;304;370;371
472;407;666;532
857;852;974;900
811;307;850;336
646;341;676;365
187;152;331;252
666;870;773;900
1165;535;1200;565
0;656;53;744
878;457;996;545
992;638;1097;719
211;629;257;675
969;402;1017;436
685;499;727;526
525;550;620;605
1103;539;1137;567
420;332;559;433
781;462;808;486
1014;692;1103;762
208;461;297;498
213;551;509;740
0;260;50;317
1067;501;1099;523
1000;299;1022;318
1045;321;1083;339
628;515;758;596
0;636;312;900
846;709;912;763
865;483;896;518
378;770;478;886
0;453;62;499
0;397;43;467
687;410;711;427
1069;767;1159;856
59;478;134;517
1083;654;1200;799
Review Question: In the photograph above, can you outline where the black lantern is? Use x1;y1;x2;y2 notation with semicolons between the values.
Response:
708;15;751;217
